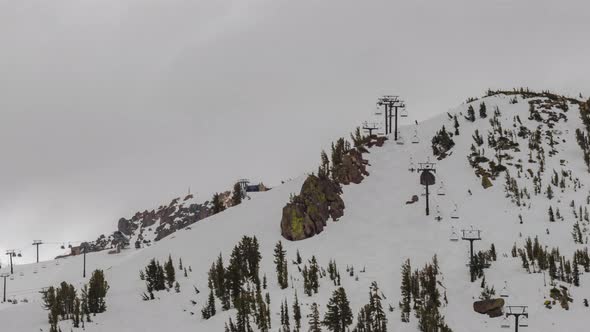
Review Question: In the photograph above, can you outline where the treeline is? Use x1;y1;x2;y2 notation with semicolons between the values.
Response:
42;270;109;332
512;237;590;286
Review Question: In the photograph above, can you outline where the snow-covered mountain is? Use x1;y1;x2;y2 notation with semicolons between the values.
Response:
1;90;590;332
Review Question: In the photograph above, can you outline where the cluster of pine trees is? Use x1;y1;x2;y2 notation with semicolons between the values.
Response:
470;245;496;282
302;256;320;296
43;270;109;332
400;257;452;332
274;241;289;289
317;127;369;181
352;282;387;332
327;259;341;286
140;255;178;300
431;126;455;159
202;236;270;332
465;102;487;122
513;237;588;287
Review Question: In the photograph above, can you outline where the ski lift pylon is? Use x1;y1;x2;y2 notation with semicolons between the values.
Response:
519;316;529;328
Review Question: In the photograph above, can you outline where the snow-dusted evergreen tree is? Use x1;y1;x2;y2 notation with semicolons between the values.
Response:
274;241;289;289
466;105;476;122
323;287;353;332
308;302;322;332
293;292;302;332
164;254;176;288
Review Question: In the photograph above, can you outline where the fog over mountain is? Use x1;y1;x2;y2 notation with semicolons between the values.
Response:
1;0;590;263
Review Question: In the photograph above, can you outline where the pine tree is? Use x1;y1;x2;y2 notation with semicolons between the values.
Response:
453;116;460;135
296;250;302;265
370;282;387;332
202;289;216;319
479;102;487;118
212;193;226;214
179;257;183;271
573;255;580;287
232;182;243;206
283;299;290;331
72;296;81;328
400;259;411;323
87;269;109;314
293;292;302;332
309;302;322;332
466;105;476;122
274;241;289;289
549;206;555;222
323;287;353;332
546;185;554;199
164;255;176;288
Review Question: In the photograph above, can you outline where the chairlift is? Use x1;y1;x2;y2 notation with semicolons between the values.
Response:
411;130;420;144
17;251;22;258
10;275;15;281
450;231;459;242
396;133;405;145
33;269;38;274
501;317;511;329
519;316;529;328
435;205;442;222
408;157;416;172
400;107;408;118
500;281;509;298
437;181;446;196
19;272;24;277
375;104;383;116
450;204;460;219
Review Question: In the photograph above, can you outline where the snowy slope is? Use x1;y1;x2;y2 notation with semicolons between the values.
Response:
1;92;590;332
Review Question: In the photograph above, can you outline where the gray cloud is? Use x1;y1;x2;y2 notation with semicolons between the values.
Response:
1;0;589;262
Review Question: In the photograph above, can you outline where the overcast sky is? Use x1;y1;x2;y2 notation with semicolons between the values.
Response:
1;0;589;263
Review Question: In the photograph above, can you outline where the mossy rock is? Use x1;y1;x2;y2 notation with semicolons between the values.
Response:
482;175;493;189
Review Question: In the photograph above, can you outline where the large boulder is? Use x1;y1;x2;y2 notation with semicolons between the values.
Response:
473;299;505;318
333;149;369;185
281;175;345;241
117;218;137;236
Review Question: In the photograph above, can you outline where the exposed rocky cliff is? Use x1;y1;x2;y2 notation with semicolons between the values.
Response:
280;135;386;241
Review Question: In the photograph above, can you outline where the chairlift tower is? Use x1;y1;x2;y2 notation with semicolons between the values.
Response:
5;250;15;275
32;240;43;263
81;243;90;278
417;162;436;216
505;306;529;332
362;122;379;137
376;95;406;139
461;228;482;282
237;179;250;198
0;272;9;302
